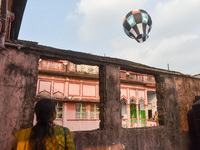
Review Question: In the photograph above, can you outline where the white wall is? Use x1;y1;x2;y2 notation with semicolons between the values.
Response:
147;91;157;116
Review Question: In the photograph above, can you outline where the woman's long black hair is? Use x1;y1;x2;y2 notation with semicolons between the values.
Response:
29;98;56;150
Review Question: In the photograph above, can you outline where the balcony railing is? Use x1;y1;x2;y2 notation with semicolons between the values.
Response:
120;71;155;84
122;119;158;128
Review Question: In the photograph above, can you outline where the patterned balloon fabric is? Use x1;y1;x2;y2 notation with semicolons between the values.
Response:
123;9;152;43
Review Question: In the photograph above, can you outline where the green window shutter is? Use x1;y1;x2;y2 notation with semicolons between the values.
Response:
130;104;137;119
141;110;145;118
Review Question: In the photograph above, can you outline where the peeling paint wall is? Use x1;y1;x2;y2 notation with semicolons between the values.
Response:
0;48;40;150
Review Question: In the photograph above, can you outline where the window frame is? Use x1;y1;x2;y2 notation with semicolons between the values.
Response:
55;101;63;119
76;103;87;119
90;103;100;119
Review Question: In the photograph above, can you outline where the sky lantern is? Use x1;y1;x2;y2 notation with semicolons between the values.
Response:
123;9;152;43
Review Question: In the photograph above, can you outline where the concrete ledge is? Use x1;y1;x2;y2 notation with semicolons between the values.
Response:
84;144;124;150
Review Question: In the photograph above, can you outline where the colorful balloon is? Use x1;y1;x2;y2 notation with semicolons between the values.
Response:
123;9;152;43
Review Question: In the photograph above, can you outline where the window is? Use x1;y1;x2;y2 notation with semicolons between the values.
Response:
55;101;63;119
90;103;99;119
129;73;136;80
70;62;76;71
76;103;87;119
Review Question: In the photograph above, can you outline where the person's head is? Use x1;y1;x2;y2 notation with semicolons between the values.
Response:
35;98;56;123
30;98;56;150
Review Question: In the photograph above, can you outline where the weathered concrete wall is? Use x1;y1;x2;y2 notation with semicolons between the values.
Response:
174;75;200;149
74;126;170;150
156;74;184;150
1;46;200;150
156;74;200;150
175;76;200;132
0;48;40;150
74;73;200;150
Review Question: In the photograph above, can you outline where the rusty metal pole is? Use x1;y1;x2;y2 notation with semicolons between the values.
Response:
0;0;8;48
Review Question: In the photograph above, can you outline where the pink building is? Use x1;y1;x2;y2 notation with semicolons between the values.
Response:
36;59;158;131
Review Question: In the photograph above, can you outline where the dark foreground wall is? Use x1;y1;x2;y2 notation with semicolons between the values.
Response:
74;73;200;150
0;48;39;150
1;46;200;150
155;74;200;150
74;126;168;150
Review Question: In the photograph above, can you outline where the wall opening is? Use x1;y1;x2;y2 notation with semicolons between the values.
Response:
34;58;159;131
35;59;100;131
120;70;159;128
121;98;127;128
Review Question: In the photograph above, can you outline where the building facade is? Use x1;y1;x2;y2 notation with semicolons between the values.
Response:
36;59;158;131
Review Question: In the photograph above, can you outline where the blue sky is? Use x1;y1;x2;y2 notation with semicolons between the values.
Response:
19;0;200;75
